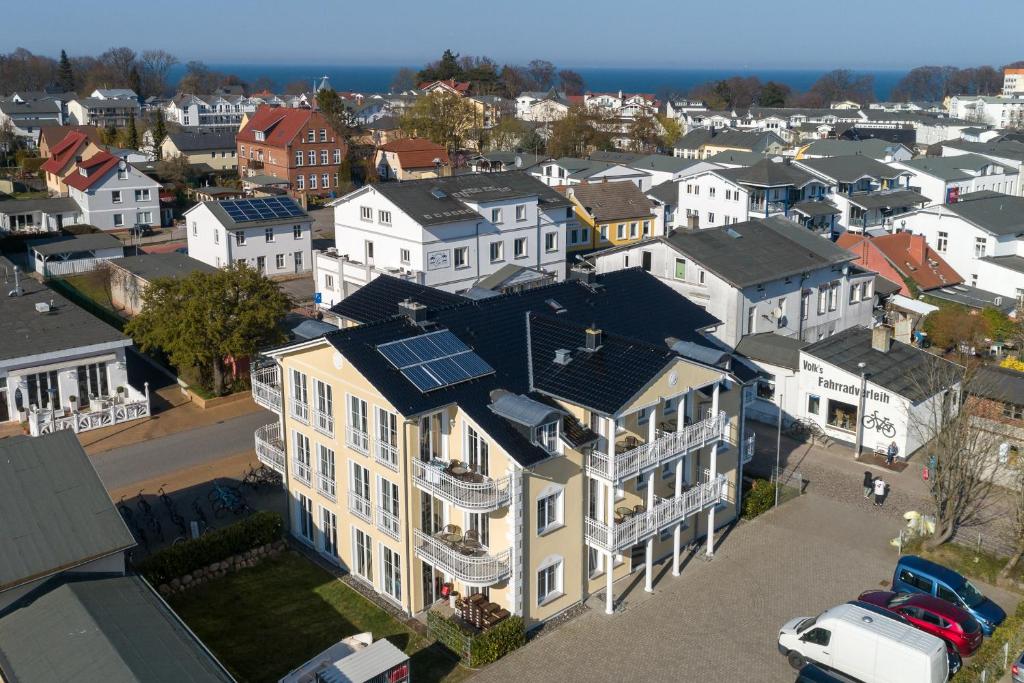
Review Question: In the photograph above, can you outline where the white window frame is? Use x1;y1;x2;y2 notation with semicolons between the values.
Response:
375;406;399;470
293;430;311;484
314;379;334;436
537;489;564;535
489;241;504;263
514;237;527;259
381;543;402;603
453;246;469;269
537;557;564;605
347;394;369;453
317;443;336;500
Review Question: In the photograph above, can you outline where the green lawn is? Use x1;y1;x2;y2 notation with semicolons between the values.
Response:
62;271;119;314
168;551;471;683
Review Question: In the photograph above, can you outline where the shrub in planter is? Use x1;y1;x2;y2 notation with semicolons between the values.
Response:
136;510;282;584
956;601;1024;681
742;479;777;519
470;616;526;667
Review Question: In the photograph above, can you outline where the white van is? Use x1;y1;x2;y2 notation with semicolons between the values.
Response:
778;602;949;683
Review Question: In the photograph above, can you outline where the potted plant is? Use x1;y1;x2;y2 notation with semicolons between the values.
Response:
116;386;126;403
68;395;78;413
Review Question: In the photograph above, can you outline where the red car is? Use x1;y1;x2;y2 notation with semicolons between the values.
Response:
858;590;984;656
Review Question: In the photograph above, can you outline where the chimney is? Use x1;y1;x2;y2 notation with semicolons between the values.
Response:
397;299;428;324
74;155;82;164
568;265;595;284
553;349;572;365
908;234;927;265
872;325;893;353
585;327;603;352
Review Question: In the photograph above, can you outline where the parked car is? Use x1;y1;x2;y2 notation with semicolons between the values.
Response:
796;662;860;682
858;590;983;656
1012;650;1024;683
778;602;949;683
893;556;1006;635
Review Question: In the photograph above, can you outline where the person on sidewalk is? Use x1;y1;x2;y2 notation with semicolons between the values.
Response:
873;477;887;507
886;441;898;466
863;471;874;499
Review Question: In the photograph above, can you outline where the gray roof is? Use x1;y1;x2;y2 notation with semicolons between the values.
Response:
716;159;819;188
0;98;61;116
108;253;217;282
241;173;289;186
563;181;655;222
28;232;123;256
899;154;1015;182
673;128;781;152
791;199;840;217
802;326;961;403
589;150;646;164
0;574;234;682
873;276;903;298
942;140;1024;163
705;150;770;166
549;157;643;180
970;365;1024;405
663;216;854;288
373;171;570;228
646;180;678;206
629;154;700;174
847;189;930;211
925;283;1016;314
166;130;236;152
937;191;1024;236
981;254;1024;275
323;639;408;683
800;139;909;158
797;155;905;183
474;152;545;170
735;332;808;370
489;392;564;427
0;277;129;363
0;431;135;591
0;196;79;215
475;263;550;291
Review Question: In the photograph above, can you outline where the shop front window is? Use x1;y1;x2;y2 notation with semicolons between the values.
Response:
827;399;858;432
756;376;776;401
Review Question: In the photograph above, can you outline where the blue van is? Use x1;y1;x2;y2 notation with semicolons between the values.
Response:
893;555;1006;635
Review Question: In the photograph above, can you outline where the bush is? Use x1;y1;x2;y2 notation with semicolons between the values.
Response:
426;610;525;667
137;510;283;584
742;479;777;519
954;601;1024;681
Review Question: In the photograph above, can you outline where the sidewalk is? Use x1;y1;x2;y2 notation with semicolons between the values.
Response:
79;392;264;455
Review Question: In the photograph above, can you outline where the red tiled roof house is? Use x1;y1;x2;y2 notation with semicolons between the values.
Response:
837;232;963;295
374;138;450;181
40;131;104;195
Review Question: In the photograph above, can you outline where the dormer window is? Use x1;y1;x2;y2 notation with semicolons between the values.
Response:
254;130;265;141
536;421;558;453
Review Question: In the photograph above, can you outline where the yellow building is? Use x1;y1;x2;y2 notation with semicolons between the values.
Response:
252;269;752;629
558;181;662;254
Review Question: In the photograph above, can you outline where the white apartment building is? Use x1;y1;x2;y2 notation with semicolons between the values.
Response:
164;93;260;130
67;89;140;128
185;197;312;275
314;172;575;307
64;152;161;231
949;95;1024;127
588;216;876;348
529;157;651;189
1004;69;1024;96
892;154;1019;205
941;140;1024;196
900;191;1024;299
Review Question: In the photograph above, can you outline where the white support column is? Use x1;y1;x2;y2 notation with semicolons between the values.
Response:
605;415;618;614
676;393;687;431
605;550;615;615
644;466;655;592
706;381;721;558
672;458;683;576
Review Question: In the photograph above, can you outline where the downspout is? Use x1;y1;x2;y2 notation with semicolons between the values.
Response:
401;418;415;616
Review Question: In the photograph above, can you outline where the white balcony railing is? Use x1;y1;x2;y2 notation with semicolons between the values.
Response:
29;386;151;437
317;474;337;501
290;398;309;423
346;427;369;454
585;474;728;553
348;490;371;522
742;434;756;464
377;507;401;541
413;529;512;586
313;409;334;437
587;411;728;482
293;458;311;485
412;460;512;511
375;440;399;471
251;365;281;413
254;422;286;475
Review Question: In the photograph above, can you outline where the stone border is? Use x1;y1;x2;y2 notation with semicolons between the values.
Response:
185;388;253;409
156;539;287;597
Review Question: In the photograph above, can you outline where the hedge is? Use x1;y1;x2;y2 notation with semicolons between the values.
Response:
426;610;526;667
136;510;283;584
954;601;1024;682
742;479;777;519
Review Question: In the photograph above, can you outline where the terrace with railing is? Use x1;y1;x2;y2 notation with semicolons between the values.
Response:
413;529;512;586
412;459;512;512
254;422;286;475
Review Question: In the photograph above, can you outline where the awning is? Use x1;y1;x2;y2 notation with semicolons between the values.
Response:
848;190;929;210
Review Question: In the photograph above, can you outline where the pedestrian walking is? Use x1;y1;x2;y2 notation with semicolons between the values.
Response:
886;441;898;466
862;471;873;498
873;477;887;507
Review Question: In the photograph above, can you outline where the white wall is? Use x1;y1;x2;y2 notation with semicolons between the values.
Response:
67;164;160;231
185;203;313;274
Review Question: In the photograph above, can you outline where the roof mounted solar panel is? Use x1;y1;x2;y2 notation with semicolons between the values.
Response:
377;329;494;393
218;197;305;223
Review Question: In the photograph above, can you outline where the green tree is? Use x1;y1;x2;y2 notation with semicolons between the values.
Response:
101;123;118;145
417;49;463;84
655;114;682;151
124;116;139;149
129;66;142;100
758;81;791;107
58;49;75;92
315;88;353;139
922;304;989;351
546;106;614;158
981;306;1019;342
125;265;291;395
399;91;478;152
151;108;167;159
487;116;528;151
336;153;353;194
627;114;659;153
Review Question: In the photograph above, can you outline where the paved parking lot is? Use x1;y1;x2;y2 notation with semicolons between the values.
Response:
476;490;1019;682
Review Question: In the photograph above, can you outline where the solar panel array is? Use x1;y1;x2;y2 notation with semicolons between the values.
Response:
378;329;494;393
219;197;305;223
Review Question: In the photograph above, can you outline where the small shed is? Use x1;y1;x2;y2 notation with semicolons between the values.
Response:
27;232;124;278
106;252;217;315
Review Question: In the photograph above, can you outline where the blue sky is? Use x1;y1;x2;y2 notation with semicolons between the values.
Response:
12;0;1024;69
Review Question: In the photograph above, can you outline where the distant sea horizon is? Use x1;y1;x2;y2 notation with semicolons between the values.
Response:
169;63;906;100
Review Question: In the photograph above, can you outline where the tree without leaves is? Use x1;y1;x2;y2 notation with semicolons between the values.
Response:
58;50;74;92
758;81;791;107
1002;453;1024;578
125;265;291;395
154;153;196;184
558;69;585;96
98;47;137;87
546;106;615;158
802;69;875;107
399;91;478;152
499;65;533;99
527;60;556;91
139;50;178;98
627;113;659;153
283;79;309;96
178;61;217;94
250;76;276;94
390;67;417;92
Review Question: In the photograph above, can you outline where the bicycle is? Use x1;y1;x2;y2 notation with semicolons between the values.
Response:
134;525;150;553
135;491;153;516
170;510;188;536
191;497;208;526
158;485;178;514
862;411;897;438
146;515;165;542
117;496;135;524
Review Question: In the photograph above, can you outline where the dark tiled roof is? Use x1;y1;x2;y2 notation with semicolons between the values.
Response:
797;155;905;183
563;180;655;222
717;159;818;188
925;284;1016;314
939;191;1024;236
970;365;1024;404
0;574;234;682
166;130;236;152
646;180;678;206
802;326;961;403
318;269;729;467
28;232;123;256
899;154;1014;182
791;199;840;217
664;216;854;288
735;332;808;370
847;189;929;211
0;196;79;215
329;274;466;324
0;432;135;591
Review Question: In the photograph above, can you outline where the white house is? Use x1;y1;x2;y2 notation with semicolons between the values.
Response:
164;92;259;130
941;140;1024;196
0;197;82;234
588;216;876;348
949;95;1024;127
529;157;652;189
63;152;160;232
314;171;574;306
67;89;140;128
0;259;149;436
892;153;1019;205
899;191;1024;299
184;197;313;275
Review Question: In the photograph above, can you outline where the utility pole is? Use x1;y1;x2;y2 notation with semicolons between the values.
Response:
854;362;867;459
775;392;782;508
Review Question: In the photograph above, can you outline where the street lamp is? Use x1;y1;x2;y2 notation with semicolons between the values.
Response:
854;362;867;459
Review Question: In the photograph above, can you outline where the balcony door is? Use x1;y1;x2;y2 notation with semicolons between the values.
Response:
420;561;445;608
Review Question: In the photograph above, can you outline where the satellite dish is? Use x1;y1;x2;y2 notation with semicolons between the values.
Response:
515;155;523;168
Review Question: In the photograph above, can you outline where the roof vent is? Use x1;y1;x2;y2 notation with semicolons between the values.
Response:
397;298;428;324
725;227;742;239
545;298;566;313
35;302;51;314
553;349;572;365
430;188;447;200
585;327;603;352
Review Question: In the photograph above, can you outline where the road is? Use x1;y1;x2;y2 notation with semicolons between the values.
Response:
92;409;274;492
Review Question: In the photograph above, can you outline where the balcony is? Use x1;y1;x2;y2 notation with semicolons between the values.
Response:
28;385;151;437
376;506;401;541
317;474;337;501
254;422;286;475
748;199;787;215
290;397;309;423
251;364;281;413
348;490;371;522
313;409;334;437
587;411;728;482
584;474;727;553
741;434;756;465
413;529;512;586
412;459;512;512
346;426;369;454
375;440;400;471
